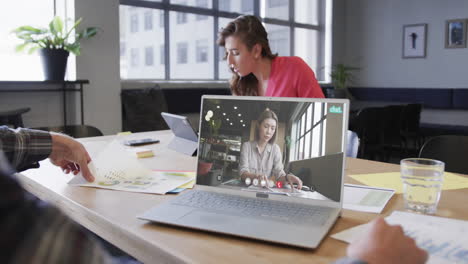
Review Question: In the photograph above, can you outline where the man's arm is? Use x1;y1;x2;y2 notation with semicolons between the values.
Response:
0;126;94;182
334;218;428;264
0;126;52;171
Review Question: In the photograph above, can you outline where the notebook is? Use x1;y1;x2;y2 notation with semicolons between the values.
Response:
139;95;349;249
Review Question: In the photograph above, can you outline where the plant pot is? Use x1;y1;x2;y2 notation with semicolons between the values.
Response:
327;89;347;98
197;161;213;175
40;48;69;81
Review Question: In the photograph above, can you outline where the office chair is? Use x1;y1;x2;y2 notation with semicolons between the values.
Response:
121;85;169;132
346;130;360;158
418;135;468;174
0;107;31;128
33;125;103;138
353;107;386;161
400;104;423;156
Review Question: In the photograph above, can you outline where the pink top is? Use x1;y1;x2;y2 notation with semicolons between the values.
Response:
265;56;324;98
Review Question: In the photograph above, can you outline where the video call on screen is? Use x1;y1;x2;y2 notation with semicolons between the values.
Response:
197;98;345;202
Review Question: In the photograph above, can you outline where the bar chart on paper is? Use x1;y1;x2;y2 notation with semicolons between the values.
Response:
386;212;468;264
332;211;468;264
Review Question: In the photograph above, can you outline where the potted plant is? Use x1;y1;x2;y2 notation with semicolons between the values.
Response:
12;16;97;80
329;64;359;100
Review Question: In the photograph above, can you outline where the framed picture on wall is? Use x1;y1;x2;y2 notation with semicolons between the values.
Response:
445;19;467;48
402;24;427;58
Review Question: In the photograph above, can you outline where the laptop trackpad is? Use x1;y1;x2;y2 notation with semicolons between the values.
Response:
177;210;234;228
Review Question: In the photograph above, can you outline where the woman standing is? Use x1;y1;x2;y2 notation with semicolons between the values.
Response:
218;15;324;98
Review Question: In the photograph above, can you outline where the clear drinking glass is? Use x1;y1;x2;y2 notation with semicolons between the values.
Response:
400;158;445;214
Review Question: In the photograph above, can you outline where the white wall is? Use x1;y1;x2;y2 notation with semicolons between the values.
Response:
76;0;121;134
340;0;468;88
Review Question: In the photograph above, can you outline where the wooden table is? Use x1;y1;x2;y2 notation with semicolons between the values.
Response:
18;130;468;264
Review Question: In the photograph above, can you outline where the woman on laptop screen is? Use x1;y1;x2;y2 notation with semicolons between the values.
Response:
239;108;302;191
217;15;324;98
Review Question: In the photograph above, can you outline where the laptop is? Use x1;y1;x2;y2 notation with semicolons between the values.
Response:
161;112;198;156
139;96;349;249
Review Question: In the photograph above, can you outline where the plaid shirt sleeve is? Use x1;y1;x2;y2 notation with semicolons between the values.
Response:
0;126;52;171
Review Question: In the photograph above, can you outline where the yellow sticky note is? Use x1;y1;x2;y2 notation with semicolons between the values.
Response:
178;179;195;189
151;171;196;189
136;149;154;158
117;131;132;136
349;172;468;194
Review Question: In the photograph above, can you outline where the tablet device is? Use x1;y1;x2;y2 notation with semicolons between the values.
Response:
161;112;198;156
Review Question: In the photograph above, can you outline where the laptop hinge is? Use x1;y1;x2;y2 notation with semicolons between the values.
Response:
256;193;269;199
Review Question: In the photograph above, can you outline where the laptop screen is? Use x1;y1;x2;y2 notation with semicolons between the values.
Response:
197;96;348;203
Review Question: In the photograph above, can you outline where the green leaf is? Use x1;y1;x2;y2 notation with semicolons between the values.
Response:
15;43;29;52
65;17;83;41
66;43;80;55
49;16;64;37
81;27;97;39
12;16;97;55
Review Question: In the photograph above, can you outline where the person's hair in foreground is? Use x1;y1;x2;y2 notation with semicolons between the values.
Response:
254;108;278;144
217;15;277;96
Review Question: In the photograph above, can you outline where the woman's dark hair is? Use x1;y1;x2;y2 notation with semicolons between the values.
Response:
217;15;277;96
254;108;278;144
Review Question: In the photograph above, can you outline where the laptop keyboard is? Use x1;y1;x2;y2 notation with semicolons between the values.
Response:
171;190;332;226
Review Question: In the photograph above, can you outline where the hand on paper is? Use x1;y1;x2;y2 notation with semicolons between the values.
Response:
347;217;428;264
49;133;95;182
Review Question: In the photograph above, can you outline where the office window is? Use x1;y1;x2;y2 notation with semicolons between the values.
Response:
171;0;212;8
219;0;230;11
295;28;319;76
144;11;153;30
120;0;331;81
159;10;164;27
0;1;54;80
196;0;208;20
291;103;326;161
170;12;214;79
145;46;154;66
241;0;254;13
130;48;139;67
175;0;188;24
196;39;208;63
263;0;288;20
160;44;165;65
218;17;233;80
268;0;289;8
266;24;290;56
295;0;319;25
130;13;138;33
177;42;188;64
120;5;165;79
120;42;126;57
177;12;187;24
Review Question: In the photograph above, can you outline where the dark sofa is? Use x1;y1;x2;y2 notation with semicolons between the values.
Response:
349;87;468;136
121;84;231;132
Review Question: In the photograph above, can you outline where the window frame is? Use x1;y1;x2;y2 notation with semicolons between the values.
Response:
120;0;328;81
291;103;327;161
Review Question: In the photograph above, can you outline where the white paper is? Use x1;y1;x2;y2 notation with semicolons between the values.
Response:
343;184;394;213
332;211;468;264
69;140;194;194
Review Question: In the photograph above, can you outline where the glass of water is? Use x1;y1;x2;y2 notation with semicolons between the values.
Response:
400;158;445;214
